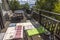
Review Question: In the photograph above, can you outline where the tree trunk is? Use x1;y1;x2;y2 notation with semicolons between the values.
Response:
2;0;9;11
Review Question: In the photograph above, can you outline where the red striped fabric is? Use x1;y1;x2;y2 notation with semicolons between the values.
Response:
15;25;23;39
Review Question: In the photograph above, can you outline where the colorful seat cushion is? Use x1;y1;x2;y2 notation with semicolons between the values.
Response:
26;26;47;36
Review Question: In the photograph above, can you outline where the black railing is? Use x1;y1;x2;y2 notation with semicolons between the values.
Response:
26;9;60;40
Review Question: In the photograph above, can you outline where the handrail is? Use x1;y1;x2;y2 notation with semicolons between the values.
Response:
41;14;60;23
33;8;60;16
32;11;60;22
27;8;60;40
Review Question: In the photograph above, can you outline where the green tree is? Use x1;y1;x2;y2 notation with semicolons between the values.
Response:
53;1;60;13
24;3;30;9
53;1;60;20
36;0;58;11
36;0;46;9
9;0;21;11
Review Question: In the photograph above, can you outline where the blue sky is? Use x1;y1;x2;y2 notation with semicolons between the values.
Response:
18;0;36;4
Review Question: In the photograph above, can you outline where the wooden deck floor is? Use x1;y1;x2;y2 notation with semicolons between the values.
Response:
0;13;50;40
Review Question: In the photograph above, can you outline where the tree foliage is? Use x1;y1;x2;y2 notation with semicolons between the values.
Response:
36;0;46;9
23;3;30;9
36;0;58;11
9;0;21;11
9;0;30;11
53;1;60;13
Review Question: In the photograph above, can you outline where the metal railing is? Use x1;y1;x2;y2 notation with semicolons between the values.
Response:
26;9;60;40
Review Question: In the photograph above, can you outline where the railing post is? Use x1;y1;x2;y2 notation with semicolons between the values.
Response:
39;11;42;24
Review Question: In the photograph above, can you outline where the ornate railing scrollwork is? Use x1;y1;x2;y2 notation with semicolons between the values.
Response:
31;9;60;40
